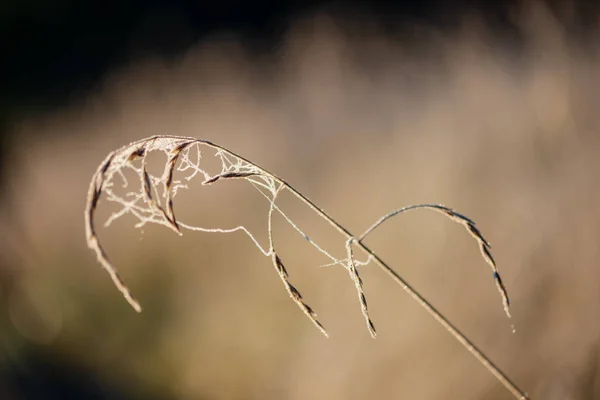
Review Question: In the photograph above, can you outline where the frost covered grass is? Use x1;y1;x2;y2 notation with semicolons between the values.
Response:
85;135;527;399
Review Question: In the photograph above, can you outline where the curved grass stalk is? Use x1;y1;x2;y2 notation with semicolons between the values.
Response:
85;135;528;399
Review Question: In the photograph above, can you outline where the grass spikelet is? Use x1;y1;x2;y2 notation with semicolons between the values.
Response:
202;172;260;185
359;204;512;319
346;238;376;338
271;253;328;337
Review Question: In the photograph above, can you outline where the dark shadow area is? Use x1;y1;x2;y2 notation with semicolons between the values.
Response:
1;347;171;400
3;0;586;124
1;0;598;186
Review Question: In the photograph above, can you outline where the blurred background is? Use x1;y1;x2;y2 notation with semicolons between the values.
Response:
2;0;600;399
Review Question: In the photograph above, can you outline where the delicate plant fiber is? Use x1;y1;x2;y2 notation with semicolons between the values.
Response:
85;135;528;399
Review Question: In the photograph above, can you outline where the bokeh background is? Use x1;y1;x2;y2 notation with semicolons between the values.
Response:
2;0;600;399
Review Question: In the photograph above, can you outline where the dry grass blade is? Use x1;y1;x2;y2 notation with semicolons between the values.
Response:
85;135;528;399
359;203;512;320
141;149;181;235
346;238;376;338
85;151;142;312
271;253;328;337
202;172;260;185
265;182;328;336
161;143;190;233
